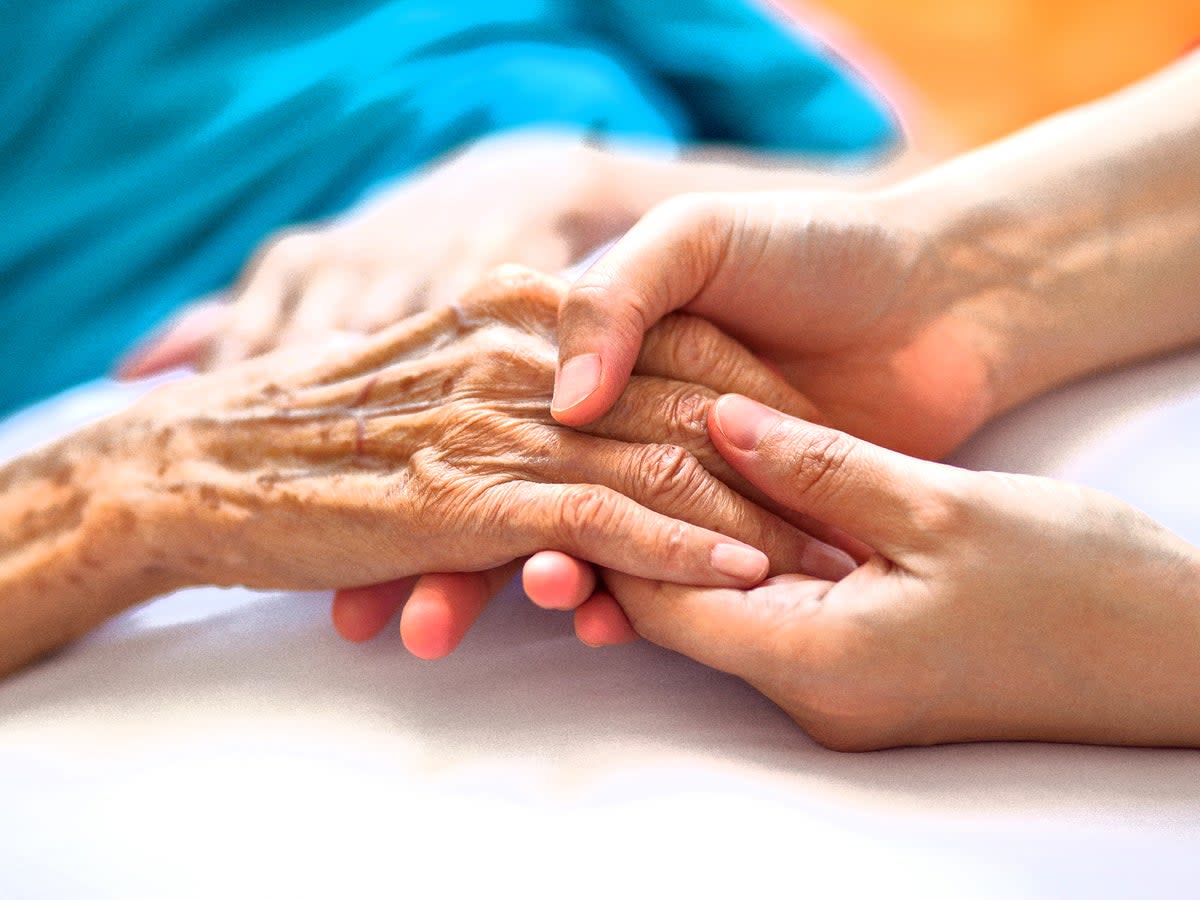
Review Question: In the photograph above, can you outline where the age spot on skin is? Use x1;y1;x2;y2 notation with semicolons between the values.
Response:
256;471;282;491
48;462;75;487
114;508;136;533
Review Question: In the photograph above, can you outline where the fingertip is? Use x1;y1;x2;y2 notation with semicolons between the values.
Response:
330;590;373;643
331;580;412;643
523;551;596;610
399;599;457;659
710;542;770;585
399;572;490;660
550;352;604;423
574;593;639;647
709;394;782;454
115;300;228;380
113;352;153;382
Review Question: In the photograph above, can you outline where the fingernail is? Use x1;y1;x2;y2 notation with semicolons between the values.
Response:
802;542;858;581
713;395;779;451
710;543;769;582
552;353;602;412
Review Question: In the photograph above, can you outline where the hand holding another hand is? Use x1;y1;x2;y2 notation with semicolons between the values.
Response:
327;269;862;656
551;189;997;460
602;396;1200;750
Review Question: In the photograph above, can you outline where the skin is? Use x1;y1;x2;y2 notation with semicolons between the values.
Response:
118;130;927;379
522;53;1200;651
552;57;1200;443
114;132;927;653
336;56;1200;760
341;56;1200;657
607;395;1200;751
0;266;857;678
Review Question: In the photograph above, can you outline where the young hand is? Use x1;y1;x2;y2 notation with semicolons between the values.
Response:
550;189;998;460
600;395;1200;750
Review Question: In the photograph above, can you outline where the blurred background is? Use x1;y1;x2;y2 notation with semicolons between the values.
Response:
5;0;1200;414
791;0;1200;146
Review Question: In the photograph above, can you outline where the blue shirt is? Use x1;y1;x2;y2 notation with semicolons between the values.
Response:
0;0;896;414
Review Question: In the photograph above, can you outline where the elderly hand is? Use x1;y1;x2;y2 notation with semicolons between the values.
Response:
329;270;863;655
119;132;628;377
598;395;1200;750
124;269;852;602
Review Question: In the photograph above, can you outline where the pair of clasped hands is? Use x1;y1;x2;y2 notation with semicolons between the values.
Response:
354;191;1200;753
129;188;1200;750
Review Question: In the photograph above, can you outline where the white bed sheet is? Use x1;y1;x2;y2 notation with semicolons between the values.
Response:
2;351;1199;899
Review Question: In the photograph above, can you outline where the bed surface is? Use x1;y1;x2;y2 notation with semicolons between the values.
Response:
2;349;1199;898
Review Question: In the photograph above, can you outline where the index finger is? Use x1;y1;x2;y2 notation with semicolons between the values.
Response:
551;194;739;425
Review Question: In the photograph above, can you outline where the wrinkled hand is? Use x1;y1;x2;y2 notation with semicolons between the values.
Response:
120;132;628;378
450;187;1003;645
128;268;846;615
551;189;996;460
601;395;1200;750
330;271;862;655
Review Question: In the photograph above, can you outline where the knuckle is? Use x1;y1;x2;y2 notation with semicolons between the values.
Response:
785;428;853;504
665;388;715;442
907;477;977;538
665;315;723;368
562;280;610;317
639;443;706;506
556;485;619;544
219;326;267;360
564;280;649;347
654;520;691;571
652;193;736;265
397;449;451;524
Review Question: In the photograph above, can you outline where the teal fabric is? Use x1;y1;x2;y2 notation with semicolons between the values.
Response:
0;1;897;414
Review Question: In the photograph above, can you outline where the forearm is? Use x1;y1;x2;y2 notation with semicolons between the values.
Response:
585;140;932;229
885;55;1200;414
0;417;178;676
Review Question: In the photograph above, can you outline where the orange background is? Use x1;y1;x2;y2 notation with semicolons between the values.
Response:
791;0;1200;146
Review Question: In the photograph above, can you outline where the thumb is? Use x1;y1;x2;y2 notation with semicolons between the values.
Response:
551;194;741;425
115;298;228;380
709;394;964;557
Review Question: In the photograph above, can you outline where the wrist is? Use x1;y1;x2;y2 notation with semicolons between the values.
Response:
77;412;195;606
0;412;189;675
876;165;1088;418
